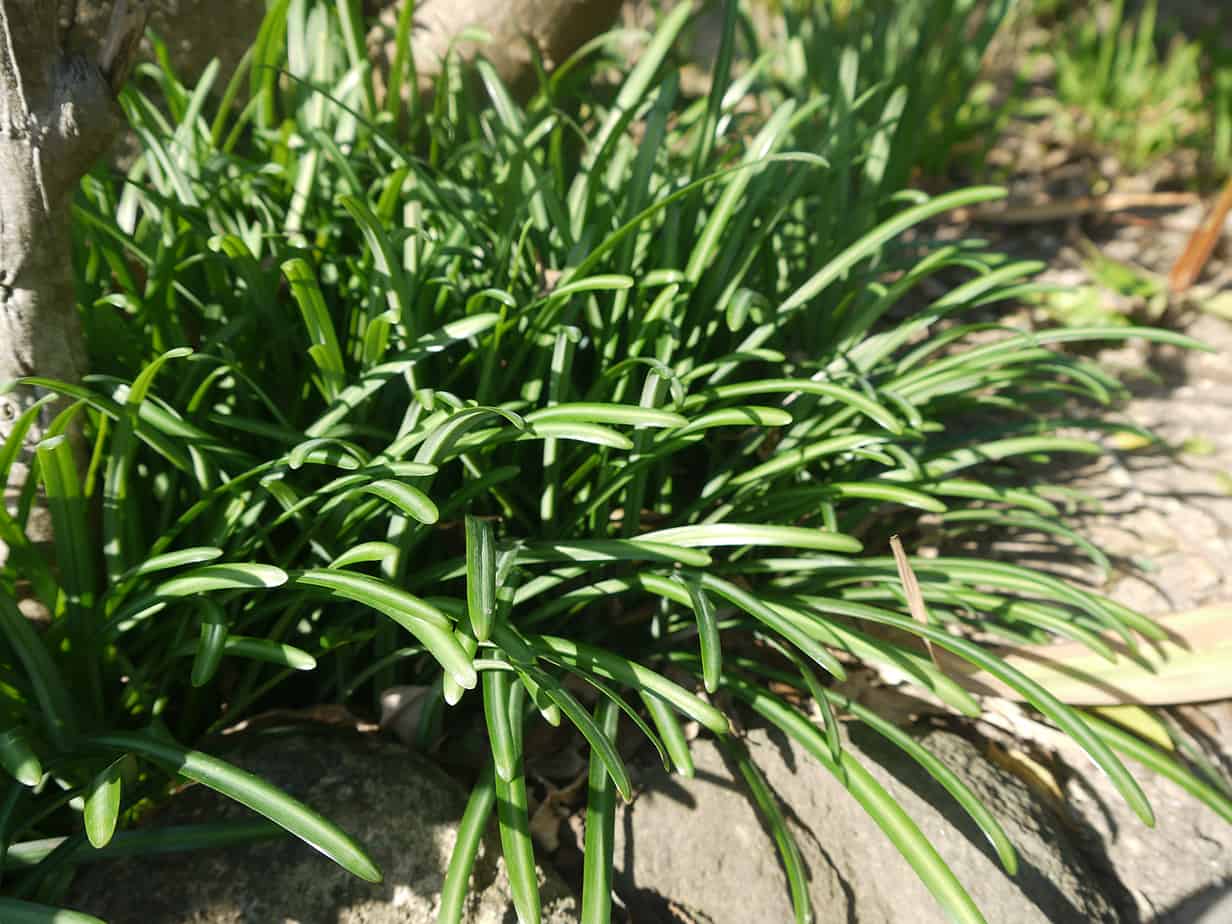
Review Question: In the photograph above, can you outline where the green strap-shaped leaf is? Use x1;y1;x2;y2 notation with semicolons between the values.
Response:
191;600;229;688
685;98;796;286
5;821;283;868
305;318;498;440
717;736;812;924
1082;711;1232;825
728;433;890;486
103;348;192;579
700;573;847;681
411;407;526;465
670;406;792;435
18;377;195;473
734;654;1018;876
0;729;43;787
824;482;948;513
797;596;1154;825
0;597;76;749
126;546;224;578
288;438;367;471
443;631;479;706
85;756;127;849
581;699;621;924
639;692;694;778
179;636;316;672
519;665;631;801
525;403;687;429
438;764;497;924
357;479;439;524
639;523;862;554
483;667;519;782
338;198;404;362
525;634;729;735
295;569;451;630
564;1;691;236
154;563;287;596
465;516;497;642
295;570;475;690
0;898;105;924
494;683;540;924
516;539;711;568
725;677;987;924
700;378;902;434
526;421;633;450
329;541;399;570
89;731;381;883
756;597;981;716
0;393;54;488
680;576;721;693
37;435;96;620
830;689;1017;874
778;187;1005;321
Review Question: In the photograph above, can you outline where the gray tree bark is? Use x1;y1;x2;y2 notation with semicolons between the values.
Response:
66;0;266;86
67;1;625;96
0;0;147;561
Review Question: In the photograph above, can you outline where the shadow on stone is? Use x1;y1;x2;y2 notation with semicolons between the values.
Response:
1154;879;1232;924
68;726;578;924
615;721;1123;923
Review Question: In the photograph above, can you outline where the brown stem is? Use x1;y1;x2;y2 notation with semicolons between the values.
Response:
1168;176;1232;294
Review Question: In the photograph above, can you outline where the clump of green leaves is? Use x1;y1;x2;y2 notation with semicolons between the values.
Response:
1030;239;1171;329
1;3;1228;924
1208;20;1232;176
1037;0;1205;169
772;0;1013;202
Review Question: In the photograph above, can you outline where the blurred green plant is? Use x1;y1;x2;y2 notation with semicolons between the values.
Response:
1;2;1228;924
773;0;1013;200
1206;14;1232;176
1030;239;1169;328
1028;0;1205;170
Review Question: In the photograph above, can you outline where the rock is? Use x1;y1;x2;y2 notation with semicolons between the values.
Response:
68;728;578;924
70;0;623;103
1055;715;1232;922
366;0;623;102
613;725;1121;923
1160;882;1232;924
68;1;269;85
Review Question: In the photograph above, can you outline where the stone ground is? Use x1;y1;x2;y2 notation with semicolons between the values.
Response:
69;730;579;924
948;155;1232;676
914;121;1232;924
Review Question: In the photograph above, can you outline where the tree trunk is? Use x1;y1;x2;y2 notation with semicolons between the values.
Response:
67;0;266;87
368;0;624;98
67;1;624;98
0;0;146;567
